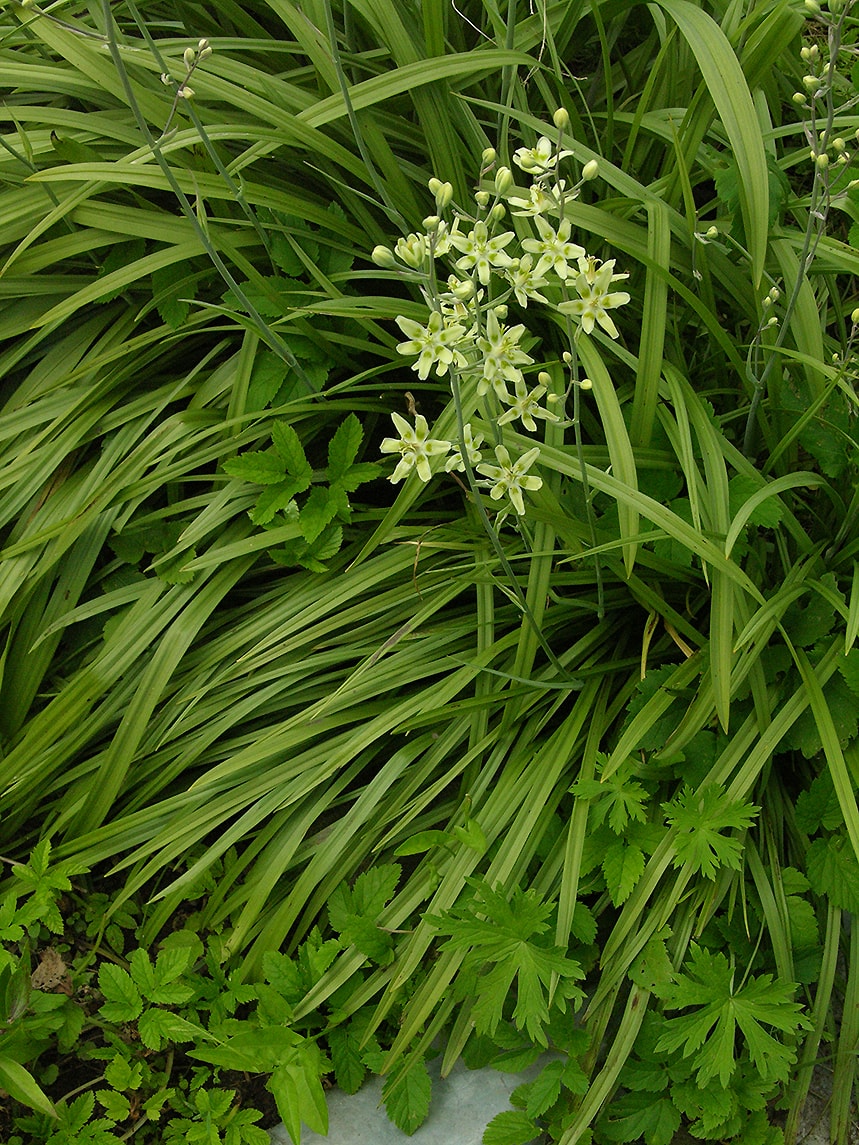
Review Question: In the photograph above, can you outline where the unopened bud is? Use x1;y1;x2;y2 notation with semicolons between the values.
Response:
582;159;600;181
475;190;490;209
579;378;593;391
178;86;194;99
495;166;514;195
395;233;427;268
423;215;440;231
493;304;508;320
706;225;719;239
793;92;808;105
803;74;820;91
553;107;570;130
804;0;821;12
815;152;829;169
767;316;778;327
769;287;781;302
198;38;210;51
489;203;506;222
183;47;196;68
371;245;397;268
538;371;552;386
851;308;859;324
481;147;497;167
833;137;846;153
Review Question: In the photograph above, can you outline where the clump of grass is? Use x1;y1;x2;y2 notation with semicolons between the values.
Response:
1;0;859;1141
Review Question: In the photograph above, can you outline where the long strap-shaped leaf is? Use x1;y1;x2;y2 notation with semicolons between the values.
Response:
655;0;769;287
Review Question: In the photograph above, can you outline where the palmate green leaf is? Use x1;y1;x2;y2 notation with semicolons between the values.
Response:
658;944;808;1087
382;1058;432;1137
427;881;583;1045
663;784;758;879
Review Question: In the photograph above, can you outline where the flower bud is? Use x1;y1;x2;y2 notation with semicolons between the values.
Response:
481;147;497;167
538;371;552;386
792;93;808;105
493;304;508;320
395;233;427;268
371;245;397;268
579;378;593;391
833;137;846;153
184;47;196;68
553;107;570;130
178;86;194;99
815;152;829;169
423;214;440;231
475;190;490;209
489;202;506;222
804;0;821;12
851;308;859;325
706;225;719;239
582;159;599;181
803;74;820;91
198;38;210;51
494;166;514;195
766;316;778;327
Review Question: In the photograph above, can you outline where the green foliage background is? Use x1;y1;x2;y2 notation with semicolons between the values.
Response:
1;0;859;1140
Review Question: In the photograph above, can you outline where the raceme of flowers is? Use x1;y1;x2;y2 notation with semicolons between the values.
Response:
373;122;631;518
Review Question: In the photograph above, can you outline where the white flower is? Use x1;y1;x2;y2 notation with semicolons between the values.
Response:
504;254;549;307
507;180;569;217
449;220;516;285
380;412;451;483
512;137;573;174
522;216;585;280
559;257;631;338
445;423;484;472
396;311;467;379
477;444;543;515
497;379;560;432
476;309;534;399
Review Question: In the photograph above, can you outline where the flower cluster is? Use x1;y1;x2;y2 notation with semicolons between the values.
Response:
373;121;631;518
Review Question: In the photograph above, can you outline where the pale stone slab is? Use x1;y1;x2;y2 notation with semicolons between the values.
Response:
269;1058;543;1145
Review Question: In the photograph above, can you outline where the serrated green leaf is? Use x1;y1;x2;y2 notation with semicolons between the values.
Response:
382;1058;431;1136
602;841;645;906
806;836;859;912
271;422;311;478
482;1109;539;1145
334;461;381;492
151;263;192;329
97;1088;131;1122
522;1059;564;1118
138;1008;203;1050
224;450;287;485
327;415;363;479
600;1090;680;1145
328;1024;366;1095
98;964;143;1022
629;934;675;998
795;772;843;834
249;482;303;526
300;485;338;544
